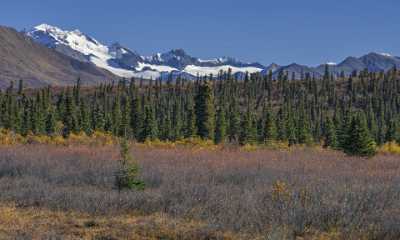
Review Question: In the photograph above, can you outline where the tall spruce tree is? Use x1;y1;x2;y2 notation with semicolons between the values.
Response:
184;100;196;138
194;81;215;140
263;110;277;143
62;88;75;138
228;99;240;143
214;106;227;144
345;112;377;156
385;119;397;142
139;105;158;142
45;107;57;135
130;94;143;140
323;117;337;148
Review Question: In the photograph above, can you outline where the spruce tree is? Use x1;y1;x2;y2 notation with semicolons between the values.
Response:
228;99;240;143
172;101;183;141
214;106;227;144
92;102;105;132
112;96;122;136
79;101;91;135
119;95;130;137
62;88;76;137
263;109;277;143
239;108;256;145
385;119;397;142
194;81;215;140
297;114;313;145
345;112;377;156
287;116;297;147
184;101;196;138
139;105;158;142
323;117;337;148
45;107;57;135
130;94;143;140
115;138;145;192
276;108;287;141
20;100;30;136
337;111;352;150
160;110;172;140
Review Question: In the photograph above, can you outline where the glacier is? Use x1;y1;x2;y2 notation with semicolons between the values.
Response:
27;24;266;79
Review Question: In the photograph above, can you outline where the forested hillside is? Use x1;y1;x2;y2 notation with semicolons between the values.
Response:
1;67;400;156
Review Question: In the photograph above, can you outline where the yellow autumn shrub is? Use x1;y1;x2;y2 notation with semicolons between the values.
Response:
0;128;117;147
379;142;400;155
241;144;259;152
0;129;25;145
140;137;217;150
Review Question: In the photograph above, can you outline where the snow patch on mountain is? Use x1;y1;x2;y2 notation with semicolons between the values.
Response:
184;65;263;76
136;62;178;72
197;57;229;64
133;70;161;79
89;56;135;78
198;58;219;63
380;53;392;57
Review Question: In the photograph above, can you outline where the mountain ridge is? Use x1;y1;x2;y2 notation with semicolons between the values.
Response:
26;23;400;80
26;24;265;80
0;23;396;87
0;25;119;88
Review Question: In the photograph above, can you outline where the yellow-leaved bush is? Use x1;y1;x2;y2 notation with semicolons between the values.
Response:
379;141;400;155
0;129;117;146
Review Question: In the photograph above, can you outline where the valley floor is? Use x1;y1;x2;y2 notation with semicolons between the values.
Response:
0;143;399;239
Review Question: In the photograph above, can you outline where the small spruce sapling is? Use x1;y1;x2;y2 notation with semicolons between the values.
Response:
115;138;145;191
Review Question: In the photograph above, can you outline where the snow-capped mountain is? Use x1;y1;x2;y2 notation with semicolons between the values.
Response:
27;24;265;79
27;24;144;78
0;25;118;88
26;24;400;81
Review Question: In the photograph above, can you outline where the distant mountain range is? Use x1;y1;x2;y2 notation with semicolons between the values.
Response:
26;24;264;80
27;24;400;81
0;23;399;87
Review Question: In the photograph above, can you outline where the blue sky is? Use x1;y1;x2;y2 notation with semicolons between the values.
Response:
1;0;399;66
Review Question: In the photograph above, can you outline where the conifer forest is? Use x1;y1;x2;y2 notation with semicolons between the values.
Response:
1;67;400;156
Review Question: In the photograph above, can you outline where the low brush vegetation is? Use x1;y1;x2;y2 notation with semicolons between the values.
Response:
0;141;400;239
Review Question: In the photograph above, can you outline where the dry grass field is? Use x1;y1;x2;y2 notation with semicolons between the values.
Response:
0;203;240;240
0;144;399;239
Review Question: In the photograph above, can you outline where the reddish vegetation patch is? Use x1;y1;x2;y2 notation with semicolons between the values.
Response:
0;144;399;239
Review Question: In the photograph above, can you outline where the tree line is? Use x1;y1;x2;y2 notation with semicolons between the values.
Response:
1;66;400;156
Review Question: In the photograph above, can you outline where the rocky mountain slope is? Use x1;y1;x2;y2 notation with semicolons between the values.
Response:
0;25;118;88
